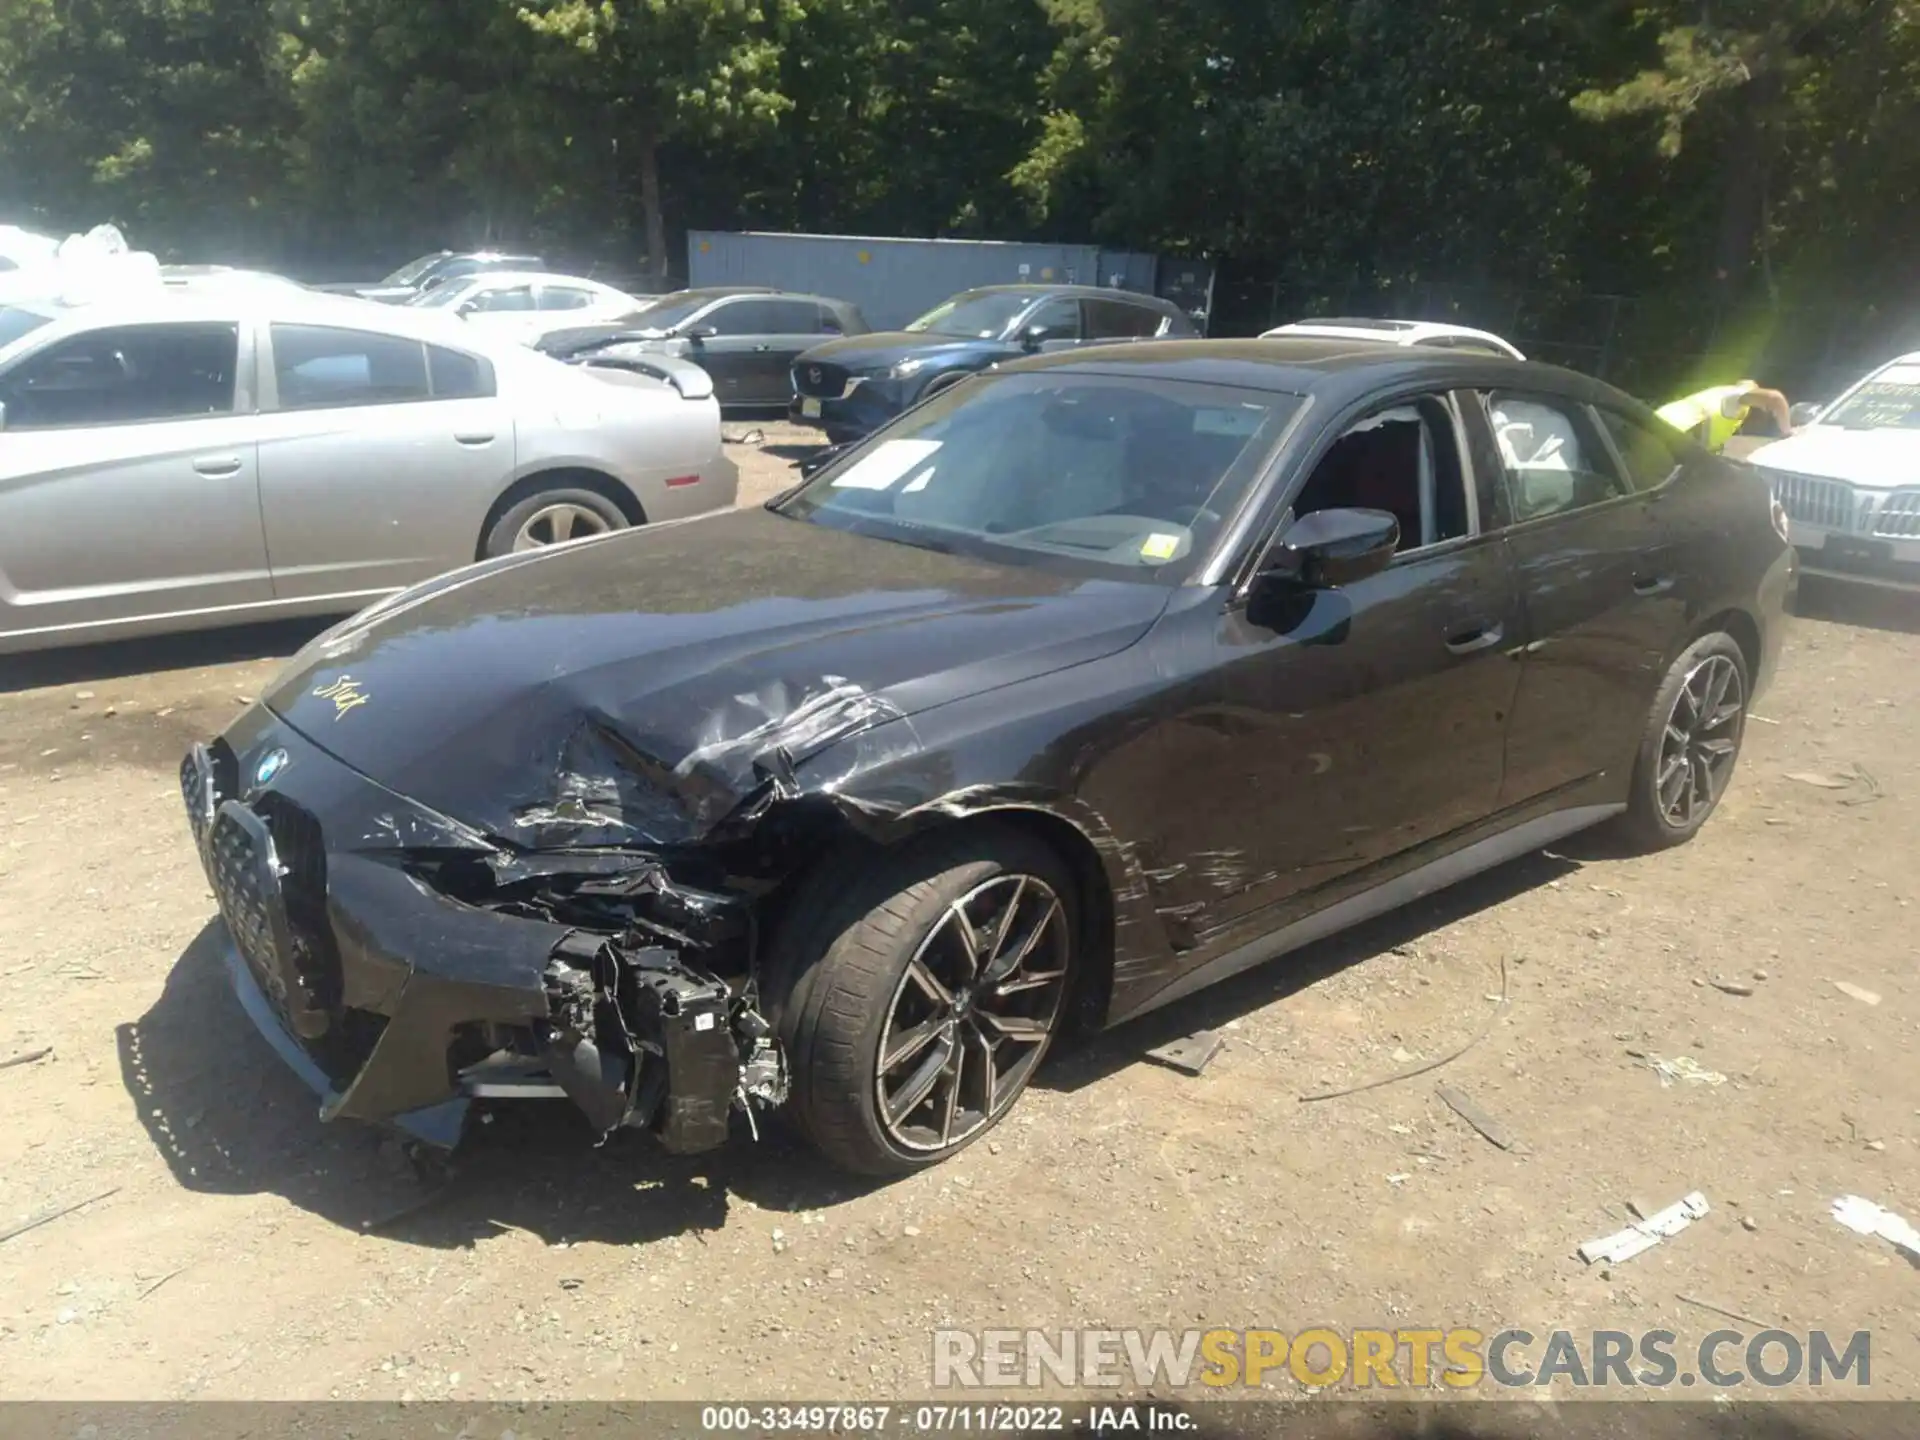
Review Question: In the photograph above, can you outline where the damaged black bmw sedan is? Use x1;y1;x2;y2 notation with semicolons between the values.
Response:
181;340;1792;1175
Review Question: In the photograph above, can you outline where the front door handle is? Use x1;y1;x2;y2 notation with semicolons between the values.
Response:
454;432;495;447
1445;622;1505;656
752;344;773;352
1633;574;1676;596
192;455;243;477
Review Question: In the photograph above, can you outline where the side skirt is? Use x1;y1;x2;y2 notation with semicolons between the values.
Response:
1115;801;1623;1022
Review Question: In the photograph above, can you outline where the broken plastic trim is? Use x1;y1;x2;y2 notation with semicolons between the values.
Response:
538;933;786;1154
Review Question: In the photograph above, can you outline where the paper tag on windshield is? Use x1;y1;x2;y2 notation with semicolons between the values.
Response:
830;439;943;491
1140;533;1182;561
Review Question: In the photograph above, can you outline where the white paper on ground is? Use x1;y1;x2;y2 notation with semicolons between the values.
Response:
1831;1195;1920;1258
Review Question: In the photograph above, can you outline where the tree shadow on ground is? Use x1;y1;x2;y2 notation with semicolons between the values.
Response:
3;618;330;693
121;844;1583;1249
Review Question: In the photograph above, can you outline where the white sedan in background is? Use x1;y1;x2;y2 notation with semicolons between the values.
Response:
408;271;648;345
1261;317;1527;360
1750;352;1920;590
0;287;736;653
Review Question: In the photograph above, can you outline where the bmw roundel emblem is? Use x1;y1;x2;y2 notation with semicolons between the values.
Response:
253;747;290;788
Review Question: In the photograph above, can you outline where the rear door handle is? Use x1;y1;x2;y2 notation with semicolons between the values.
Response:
454;432;495;446
753;344;772;352
1445;622;1505;656
1633;574;1675;596
192;455;243;477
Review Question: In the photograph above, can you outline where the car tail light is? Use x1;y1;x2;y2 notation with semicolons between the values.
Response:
1770;494;1791;542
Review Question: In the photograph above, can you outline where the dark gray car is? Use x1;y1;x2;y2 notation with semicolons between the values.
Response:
536;288;870;409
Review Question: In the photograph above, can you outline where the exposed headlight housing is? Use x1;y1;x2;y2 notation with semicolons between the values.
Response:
888;357;926;380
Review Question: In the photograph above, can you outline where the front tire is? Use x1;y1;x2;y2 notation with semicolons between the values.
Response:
1615;632;1750;852
770;826;1077;1176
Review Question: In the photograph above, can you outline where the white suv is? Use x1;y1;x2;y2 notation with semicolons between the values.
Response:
1749;353;1920;590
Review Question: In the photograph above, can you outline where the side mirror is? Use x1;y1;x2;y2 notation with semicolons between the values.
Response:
1019;325;1049;352
1789;401;1823;428
1259;508;1400;591
683;324;718;343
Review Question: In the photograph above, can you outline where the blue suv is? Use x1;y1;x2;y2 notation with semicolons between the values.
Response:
789;284;1197;443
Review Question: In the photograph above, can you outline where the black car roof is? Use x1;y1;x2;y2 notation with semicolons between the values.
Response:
1002;337;1635;410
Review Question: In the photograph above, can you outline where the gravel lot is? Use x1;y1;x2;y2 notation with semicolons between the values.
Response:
2;424;1917;1403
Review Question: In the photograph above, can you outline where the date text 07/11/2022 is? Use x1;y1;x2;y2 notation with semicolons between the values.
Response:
697;1404;1194;1433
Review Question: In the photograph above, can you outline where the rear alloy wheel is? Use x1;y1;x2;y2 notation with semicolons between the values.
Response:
1617;632;1750;851
481;485;629;559
771;826;1077;1175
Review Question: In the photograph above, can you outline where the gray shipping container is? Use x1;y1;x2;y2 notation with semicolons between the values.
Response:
688;230;1160;331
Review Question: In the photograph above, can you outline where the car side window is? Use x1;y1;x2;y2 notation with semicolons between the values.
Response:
1022;298;1083;342
272;324;431;410
1484;392;1627;523
1597;408;1683;493
537;286;596;312
426;344;495;400
1083;298;1164;340
705;300;780;336
1290;394;1472;552
0;322;239;429
816;303;849;335
469;285;536;313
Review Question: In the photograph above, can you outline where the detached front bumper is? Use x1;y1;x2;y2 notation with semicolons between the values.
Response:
180;716;774;1152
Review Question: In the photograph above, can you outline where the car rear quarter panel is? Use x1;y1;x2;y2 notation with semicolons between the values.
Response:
1654;454;1791;694
508;370;736;523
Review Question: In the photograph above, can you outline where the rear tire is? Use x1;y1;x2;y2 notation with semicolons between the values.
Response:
481;484;628;559
768;826;1077;1176
1614;632;1750;852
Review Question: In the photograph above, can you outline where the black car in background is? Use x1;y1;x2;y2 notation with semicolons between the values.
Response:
538;287;869;409
315;250;546;305
181;340;1791;1177
790;284;1197;442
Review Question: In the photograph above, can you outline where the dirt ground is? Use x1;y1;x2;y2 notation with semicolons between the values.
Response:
2;422;1917;1404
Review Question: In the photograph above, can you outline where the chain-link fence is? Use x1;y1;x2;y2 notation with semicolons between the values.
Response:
1211;272;1917;408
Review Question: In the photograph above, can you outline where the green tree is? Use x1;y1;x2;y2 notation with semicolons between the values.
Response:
518;0;798;283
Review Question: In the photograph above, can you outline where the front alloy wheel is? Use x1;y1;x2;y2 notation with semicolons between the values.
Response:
875;875;1070;1153
770;825;1079;1175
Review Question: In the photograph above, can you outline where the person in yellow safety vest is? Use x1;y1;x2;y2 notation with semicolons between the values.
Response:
1655;380;1794;453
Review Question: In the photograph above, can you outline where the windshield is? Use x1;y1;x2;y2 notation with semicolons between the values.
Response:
905;291;1035;339
380;252;449;287
0;306;53;351
1821;362;1920;431
775;373;1296;579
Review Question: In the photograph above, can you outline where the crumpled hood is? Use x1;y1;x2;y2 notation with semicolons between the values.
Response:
264;507;1168;848
1749;426;1920;487
796;331;1013;373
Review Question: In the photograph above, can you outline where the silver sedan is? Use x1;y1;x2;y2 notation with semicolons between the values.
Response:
0;287;737;653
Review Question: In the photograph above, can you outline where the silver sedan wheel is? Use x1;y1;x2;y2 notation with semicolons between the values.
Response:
875;874;1070;1154
1657;652;1745;827
512;502;614;551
